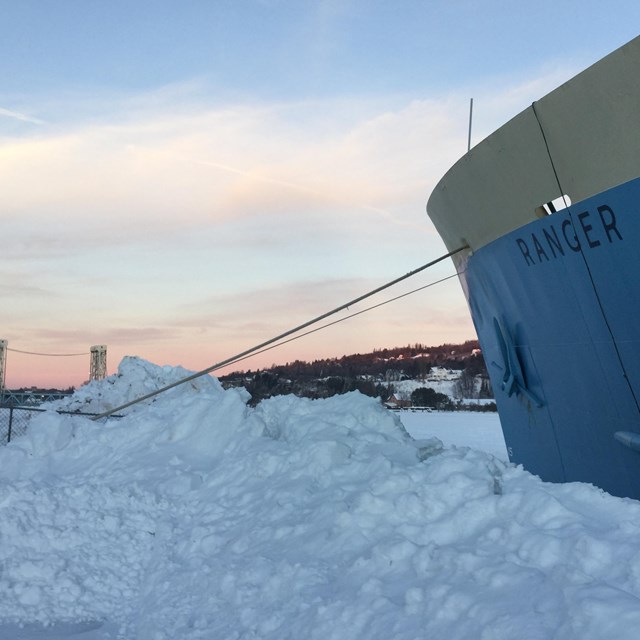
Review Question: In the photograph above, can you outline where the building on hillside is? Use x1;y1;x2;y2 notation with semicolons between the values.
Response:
384;393;412;409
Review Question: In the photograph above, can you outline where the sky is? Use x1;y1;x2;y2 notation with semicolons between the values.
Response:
1;1;639;388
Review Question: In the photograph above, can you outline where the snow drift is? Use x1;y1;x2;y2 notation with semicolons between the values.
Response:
1;356;640;639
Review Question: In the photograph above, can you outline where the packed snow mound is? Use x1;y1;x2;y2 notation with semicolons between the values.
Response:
2;358;256;483
44;356;236;415
2;358;640;639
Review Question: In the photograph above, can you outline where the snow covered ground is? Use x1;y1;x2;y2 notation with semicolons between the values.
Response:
390;377;458;400
398;410;508;460
1;357;640;639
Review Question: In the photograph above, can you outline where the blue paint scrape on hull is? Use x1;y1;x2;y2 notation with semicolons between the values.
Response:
465;177;640;498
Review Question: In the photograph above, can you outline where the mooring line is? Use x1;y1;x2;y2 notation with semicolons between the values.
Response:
91;246;468;420
194;271;464;374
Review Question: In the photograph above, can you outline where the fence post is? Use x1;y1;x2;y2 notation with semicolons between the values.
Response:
7;406;13;443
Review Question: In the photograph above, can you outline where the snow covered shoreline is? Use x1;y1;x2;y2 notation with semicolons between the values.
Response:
399;409;507;461
1;357;640;639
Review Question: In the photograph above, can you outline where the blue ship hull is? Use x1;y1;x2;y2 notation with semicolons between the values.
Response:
427;37;640;498
465;177;640;498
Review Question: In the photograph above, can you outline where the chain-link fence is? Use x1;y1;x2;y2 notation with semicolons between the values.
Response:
0;405;36;443
0;404;121;445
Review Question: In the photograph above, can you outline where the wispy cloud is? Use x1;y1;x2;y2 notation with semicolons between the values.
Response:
0;68;564;238
0;65;570;384
37;326;178;346
0;106;45;125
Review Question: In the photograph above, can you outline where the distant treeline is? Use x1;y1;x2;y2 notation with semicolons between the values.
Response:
220;340;491;406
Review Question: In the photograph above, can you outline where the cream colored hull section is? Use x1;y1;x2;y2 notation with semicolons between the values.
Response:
427;37;640;254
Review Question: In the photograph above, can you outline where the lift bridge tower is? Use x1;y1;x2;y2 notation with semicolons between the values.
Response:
0;340;7;393
90;345;107;381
